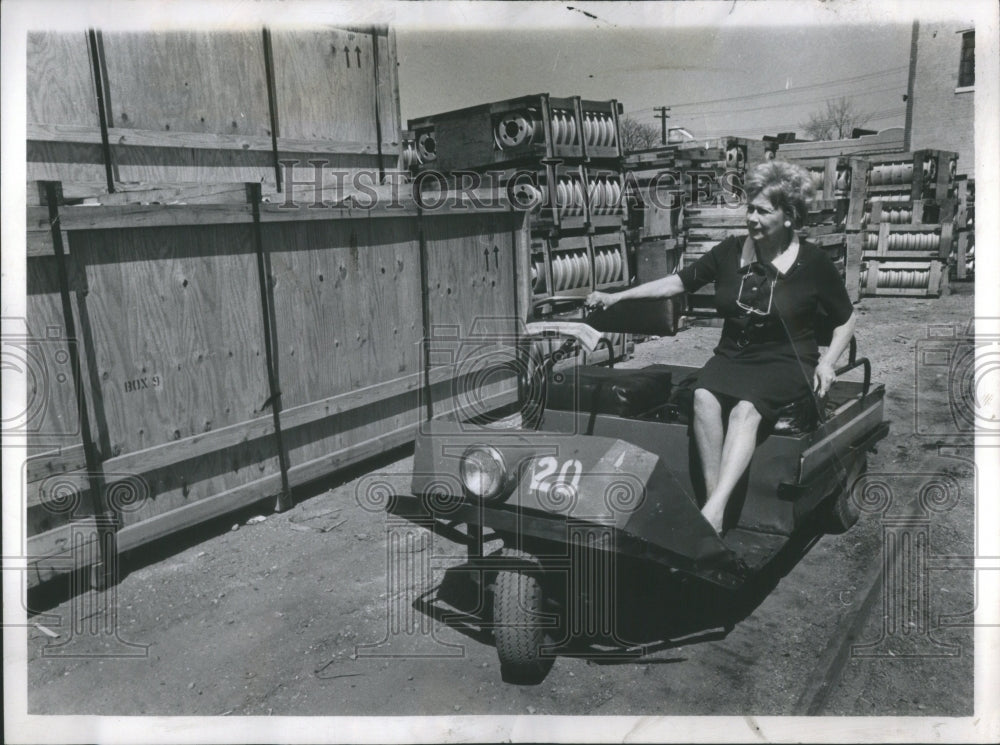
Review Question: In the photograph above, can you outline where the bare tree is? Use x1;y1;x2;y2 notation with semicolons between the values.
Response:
619;116;661;152
800;97;873;141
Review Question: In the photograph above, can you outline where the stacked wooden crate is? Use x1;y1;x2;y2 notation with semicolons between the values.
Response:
857;150;959;297
623;137;777;323
782;155;869;301
22;29;533;589
407;94;630;358
951;176;974;281
621;147;684;332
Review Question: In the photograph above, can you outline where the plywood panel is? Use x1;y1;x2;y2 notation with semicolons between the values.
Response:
423;211;520;336
20;266;84;455
100;31;271;136
422;212;522;420
264;214;424;470
270;28;377;144
71;224;271;454
27;31;99;128
65;223;282;526
264;216;423;405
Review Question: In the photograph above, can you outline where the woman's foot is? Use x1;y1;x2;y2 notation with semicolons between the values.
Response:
700;505;725;535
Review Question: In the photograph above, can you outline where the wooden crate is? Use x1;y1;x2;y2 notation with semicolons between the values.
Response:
407;94;622;173
635;238;682;283
592;230;630;290
26;28;400;194
496;163;625;235
781;155;869;230
24;184;528;587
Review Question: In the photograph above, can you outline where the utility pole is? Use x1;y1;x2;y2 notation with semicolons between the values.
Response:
655;106;671;145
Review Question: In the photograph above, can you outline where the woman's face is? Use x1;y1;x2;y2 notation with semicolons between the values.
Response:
746;193;790;247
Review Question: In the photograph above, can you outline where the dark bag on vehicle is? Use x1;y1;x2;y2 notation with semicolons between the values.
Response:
546;364;673;418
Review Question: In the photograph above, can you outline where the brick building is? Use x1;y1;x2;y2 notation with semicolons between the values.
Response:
905;19;976;175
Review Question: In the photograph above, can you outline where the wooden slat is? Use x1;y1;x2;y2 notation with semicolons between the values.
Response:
116;471;282;553
376;27;402;151
27;123;104;145
25;446;89;484
55;203;253;230
108;126;273;152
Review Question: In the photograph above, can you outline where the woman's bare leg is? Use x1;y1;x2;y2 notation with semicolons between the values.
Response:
701;400;763;533
692;388;724;500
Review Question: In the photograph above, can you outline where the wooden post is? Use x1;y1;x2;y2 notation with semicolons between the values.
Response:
845;158;868;231
877;221;891;256
845;232;864;303
865;259;880;296
938;221;954;260
956;231;969;280
416;204;434;421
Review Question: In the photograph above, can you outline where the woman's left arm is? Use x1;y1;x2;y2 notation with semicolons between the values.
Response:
814;311;857;397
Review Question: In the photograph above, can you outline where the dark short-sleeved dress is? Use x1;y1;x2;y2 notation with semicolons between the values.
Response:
675;235;854;421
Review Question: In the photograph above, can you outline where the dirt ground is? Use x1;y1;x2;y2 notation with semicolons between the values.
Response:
22;282;978;722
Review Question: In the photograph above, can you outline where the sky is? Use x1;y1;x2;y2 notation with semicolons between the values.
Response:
396;21;914;141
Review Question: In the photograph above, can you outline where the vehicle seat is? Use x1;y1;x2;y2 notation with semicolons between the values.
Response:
546;364;673;418
771;393;825;435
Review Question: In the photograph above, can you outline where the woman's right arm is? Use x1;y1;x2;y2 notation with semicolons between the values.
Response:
585;274;686;309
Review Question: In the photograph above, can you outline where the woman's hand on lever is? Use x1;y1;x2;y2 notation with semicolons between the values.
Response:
585;291;617;310
813;361;837;398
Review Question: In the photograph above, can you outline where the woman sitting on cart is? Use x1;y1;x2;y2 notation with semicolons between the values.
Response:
586;160;856;535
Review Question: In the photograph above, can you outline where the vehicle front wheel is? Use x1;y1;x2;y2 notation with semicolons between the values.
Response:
492;548;556;684
825;454;867;533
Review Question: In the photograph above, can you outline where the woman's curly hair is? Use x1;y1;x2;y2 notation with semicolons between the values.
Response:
744;160;816;229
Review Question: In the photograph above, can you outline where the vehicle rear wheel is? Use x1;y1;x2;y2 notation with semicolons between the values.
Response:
825;454;867;533
492;548;555;684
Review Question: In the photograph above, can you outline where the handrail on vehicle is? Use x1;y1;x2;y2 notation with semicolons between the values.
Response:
834;336;871;397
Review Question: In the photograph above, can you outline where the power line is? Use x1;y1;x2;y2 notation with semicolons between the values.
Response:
626;85;906;123
622;66;909;117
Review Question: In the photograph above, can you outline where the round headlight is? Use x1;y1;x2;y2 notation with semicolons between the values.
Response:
459;445;508;501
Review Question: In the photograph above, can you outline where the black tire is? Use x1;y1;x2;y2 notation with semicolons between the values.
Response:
825;454;867;534
492;548;555;684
